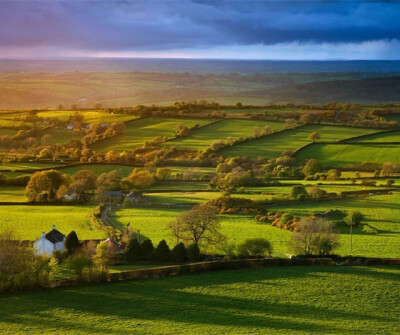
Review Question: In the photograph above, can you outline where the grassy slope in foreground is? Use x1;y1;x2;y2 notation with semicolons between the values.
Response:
220;125;381;159
166;119;284;151
0;266;399;334
111;193;400;258
90;117;212;152
0;205;105;240
295;143;400;165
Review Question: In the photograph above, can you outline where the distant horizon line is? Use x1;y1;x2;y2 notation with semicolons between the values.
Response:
0;57;400;62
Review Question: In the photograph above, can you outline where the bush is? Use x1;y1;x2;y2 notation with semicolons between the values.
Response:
291;185;307;199
171;243;187;263
65;231;81;255
280;213;294;225
53;250;68;263
154;240;171;262
238;238;273;257
141;239;154;261
66;253;91;280
125;238;143;262
187;243;200;262
344;211;364;227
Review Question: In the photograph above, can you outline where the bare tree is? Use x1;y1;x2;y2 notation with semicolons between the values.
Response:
168;205;226;246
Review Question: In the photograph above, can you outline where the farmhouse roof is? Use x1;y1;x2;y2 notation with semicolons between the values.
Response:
45;225;65;244
106;191;124;197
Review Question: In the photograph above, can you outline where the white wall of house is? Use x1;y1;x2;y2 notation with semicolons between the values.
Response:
54;241;65;251
33;237;55;256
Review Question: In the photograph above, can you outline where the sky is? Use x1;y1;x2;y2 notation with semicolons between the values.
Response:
0;0;399;60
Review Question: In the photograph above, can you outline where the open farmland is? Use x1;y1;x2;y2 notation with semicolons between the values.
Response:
0;205;105;240
220;125;381;159
37;110;139;124
345;130;400;143
0;186;27;202
295;143;400;165
166;119;284;151
1;265;398;334
111;192;400;258
90;117;212;152
0;162;63;172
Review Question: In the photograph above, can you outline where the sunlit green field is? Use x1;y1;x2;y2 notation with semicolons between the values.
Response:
167;119;284;150
91;117;212;152
0;265;398;334
0;162;63;171
37;110;139;124
111;193;400;258
295;143;400;165
346;130;400;143
221;125;381;159
0;205;105;240
38;128;82;144
0;186;27;202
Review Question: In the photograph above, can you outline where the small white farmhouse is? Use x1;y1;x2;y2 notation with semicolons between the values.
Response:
33;225;66;256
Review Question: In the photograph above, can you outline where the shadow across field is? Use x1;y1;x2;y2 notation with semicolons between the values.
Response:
0;266;399;334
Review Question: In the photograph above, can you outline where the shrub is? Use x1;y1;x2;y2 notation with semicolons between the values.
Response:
66;253;91;280
141;239;154;261
53;250;68;263
171;243;187;263
65;231;80;255
280;213;294;225
344;211;364;227
125;238;143;262
291;185;307;199
154;240;171;262
187;243;200;262
238;238;273;257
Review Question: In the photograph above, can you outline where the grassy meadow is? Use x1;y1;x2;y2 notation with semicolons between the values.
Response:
346;130;400;143
37;110;139;124
111;192;400;258
0;186;27;202
295;143;400;165
221;125;381;159
166;119;284;151
0;205;105;240
0;265;398;334
90;117;212;152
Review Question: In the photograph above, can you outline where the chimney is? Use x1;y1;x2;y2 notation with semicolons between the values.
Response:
52;225;56;230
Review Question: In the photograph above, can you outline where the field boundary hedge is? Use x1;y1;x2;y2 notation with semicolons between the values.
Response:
54;257;400;288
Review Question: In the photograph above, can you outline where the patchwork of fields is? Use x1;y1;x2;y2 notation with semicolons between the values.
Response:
110;193;400;258
220;125;382;159
91;117;213;152
166;119;284;150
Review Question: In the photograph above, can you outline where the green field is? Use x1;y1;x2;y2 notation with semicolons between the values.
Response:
146;180;211;191
270;193;400;258
91;117;212;152
167;119;284;151
346;130;400;143
0;265;398;334
37;110;139;124
111;193;400;258
0;128;18;136
295;143;400;165
0;162;63;171
38;128;82;144
0;205;105;240
0;186;27;202
221;125;381;159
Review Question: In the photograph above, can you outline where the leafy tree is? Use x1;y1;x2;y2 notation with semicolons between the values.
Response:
67;253;91;280
308;131;321;143
154;240;171;262
386;179;395;186
238;238;273;257
65;231;80;255
327;169;341;181
302;159;323;176
171;243;187;263
125;238;143;262
382;162;396;177
291;185;307;199
94;241;115;273
156;168;171;180
344;211;364;227
168;205;225;246
124;170;155;189
308;187;327;199
280;213;294;225
187;243;200;262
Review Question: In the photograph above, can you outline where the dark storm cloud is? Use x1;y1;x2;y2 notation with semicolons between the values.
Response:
0;0;399;53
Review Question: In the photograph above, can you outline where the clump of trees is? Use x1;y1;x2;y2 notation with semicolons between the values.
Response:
0;229;57;292
288;217;340;256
